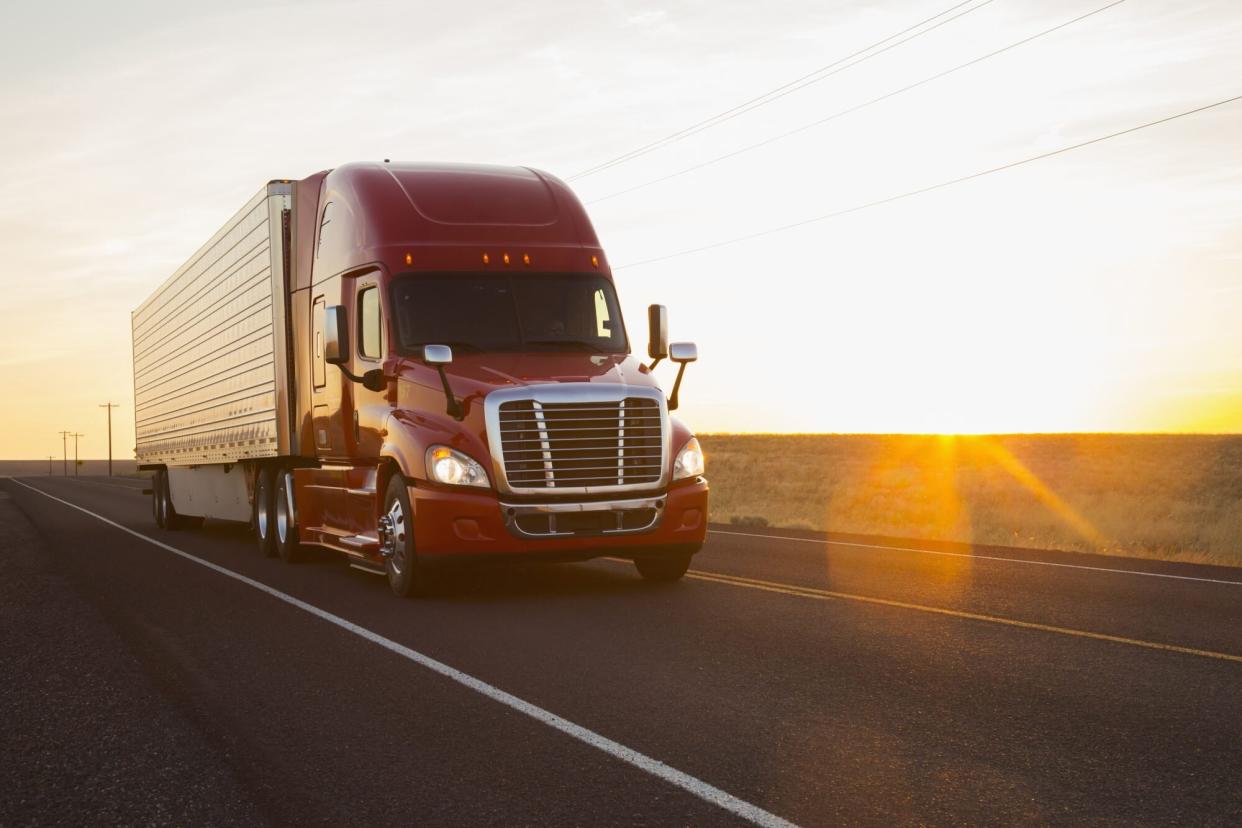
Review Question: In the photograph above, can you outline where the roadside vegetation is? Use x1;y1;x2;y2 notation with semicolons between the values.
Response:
700;434;1242;567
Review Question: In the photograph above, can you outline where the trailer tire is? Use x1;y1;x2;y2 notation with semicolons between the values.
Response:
152;469;167;529
254;466;277;557
634;546;696;583
155;469;202;530
381;476;425;598
274;470;303;563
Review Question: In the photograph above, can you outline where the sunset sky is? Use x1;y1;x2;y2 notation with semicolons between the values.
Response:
2;0;1240;459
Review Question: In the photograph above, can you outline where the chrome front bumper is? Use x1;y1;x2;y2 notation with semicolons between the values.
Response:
499;495;665;539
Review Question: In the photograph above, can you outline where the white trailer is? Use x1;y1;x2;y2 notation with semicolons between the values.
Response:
132;182;294;523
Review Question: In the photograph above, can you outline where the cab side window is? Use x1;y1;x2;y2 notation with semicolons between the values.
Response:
358;286;382;359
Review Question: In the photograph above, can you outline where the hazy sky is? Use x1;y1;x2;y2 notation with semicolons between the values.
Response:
2;0;1240;459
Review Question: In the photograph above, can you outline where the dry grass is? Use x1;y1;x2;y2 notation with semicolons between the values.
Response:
701;434;1242;568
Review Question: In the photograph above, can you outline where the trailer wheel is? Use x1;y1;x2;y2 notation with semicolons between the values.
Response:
152;469;167;529
634;546;697;583
274;470;303;563
380;476;424;597
155;469;201;530
254;467;277;557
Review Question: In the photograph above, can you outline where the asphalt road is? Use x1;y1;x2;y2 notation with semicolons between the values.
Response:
2;475;1241;827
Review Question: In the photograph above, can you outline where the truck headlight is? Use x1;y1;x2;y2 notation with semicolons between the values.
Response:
426;445;490;488
673;437;705;480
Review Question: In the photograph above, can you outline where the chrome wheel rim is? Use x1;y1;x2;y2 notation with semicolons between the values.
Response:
257;476;270;539
275;476;291;544
382;499;408;576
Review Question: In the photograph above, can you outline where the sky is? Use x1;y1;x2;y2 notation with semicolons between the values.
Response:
1;0;1240;460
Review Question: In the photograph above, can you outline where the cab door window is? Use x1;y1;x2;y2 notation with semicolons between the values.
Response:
358;286;382;359
312;297;326;388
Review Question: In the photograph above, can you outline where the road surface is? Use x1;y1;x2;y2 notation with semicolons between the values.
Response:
2;475;1240;826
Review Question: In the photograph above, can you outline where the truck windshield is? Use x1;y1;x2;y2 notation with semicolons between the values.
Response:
392;273;628;354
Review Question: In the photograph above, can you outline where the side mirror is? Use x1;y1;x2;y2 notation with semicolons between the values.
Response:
666;341;698;412
362;368;387;393
422;344;462;420
423;344;453;365
669;342;698;363
647;305;668;363
325;305;349;365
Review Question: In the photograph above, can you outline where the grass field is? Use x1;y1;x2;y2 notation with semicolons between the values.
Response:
700;434;1242;567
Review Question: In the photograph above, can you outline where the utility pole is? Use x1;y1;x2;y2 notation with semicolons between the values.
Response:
99;402;120;477
48;455;54;476
58;430;71;476
72;433;84;477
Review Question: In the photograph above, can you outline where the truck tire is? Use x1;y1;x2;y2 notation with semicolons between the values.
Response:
254;466;277;557
634;546;696;583
381;476;424;598
152;469;167;529
155;469;203;530
273;470;303;563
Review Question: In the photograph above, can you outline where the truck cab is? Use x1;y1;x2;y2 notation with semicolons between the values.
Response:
137;161;707;597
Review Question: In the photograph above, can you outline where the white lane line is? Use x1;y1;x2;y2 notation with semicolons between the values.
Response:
709;529;1242;587
6;479;794;828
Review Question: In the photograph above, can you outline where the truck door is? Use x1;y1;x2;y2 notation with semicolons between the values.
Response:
311;288;346;459
350;271;388;459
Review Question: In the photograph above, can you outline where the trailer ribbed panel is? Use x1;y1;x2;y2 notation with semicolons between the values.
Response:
133;186;290;465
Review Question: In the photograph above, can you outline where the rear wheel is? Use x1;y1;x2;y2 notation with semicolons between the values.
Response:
254;466;276;557
634;547;696;583
155;469;203;530
152;469;167;529
380;476;424;598
274;470;303;563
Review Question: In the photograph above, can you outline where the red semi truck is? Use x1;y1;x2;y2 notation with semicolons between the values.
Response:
132;162;707;595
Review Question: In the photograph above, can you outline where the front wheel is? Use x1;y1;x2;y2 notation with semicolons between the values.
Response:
634;547;696;583
379;476;425;598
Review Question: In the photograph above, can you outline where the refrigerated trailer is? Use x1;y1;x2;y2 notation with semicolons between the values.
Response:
132;162;707;596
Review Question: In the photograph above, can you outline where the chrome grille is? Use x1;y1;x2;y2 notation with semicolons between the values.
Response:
497;397;663;490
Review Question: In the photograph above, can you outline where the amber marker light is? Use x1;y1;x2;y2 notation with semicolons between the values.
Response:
482;252;490;265
502;253;511;266
404;253;413;266
591;255;600;268
522;253;531;266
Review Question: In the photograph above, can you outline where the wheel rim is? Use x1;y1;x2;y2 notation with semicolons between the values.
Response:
257;476;270;539
382;498;408;576
275;475;291;544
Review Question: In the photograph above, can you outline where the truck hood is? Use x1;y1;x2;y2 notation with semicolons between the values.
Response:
399;352;660;397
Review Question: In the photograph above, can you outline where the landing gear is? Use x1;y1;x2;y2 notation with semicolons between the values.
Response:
379;476;425;598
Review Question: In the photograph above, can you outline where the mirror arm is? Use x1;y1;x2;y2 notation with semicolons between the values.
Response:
336;364;366;384
335;364;389;393
435;365;464;420
647;355;663;371
668;362;688;411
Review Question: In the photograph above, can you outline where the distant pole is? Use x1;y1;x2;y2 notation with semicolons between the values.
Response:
58;430;71;476
48;455;54;475
99;402;119;477
72;433;84;477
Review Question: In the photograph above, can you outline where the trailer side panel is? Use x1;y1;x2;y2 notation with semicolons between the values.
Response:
133;183;293;466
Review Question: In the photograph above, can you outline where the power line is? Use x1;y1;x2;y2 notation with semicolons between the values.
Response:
589;0;1128;205
568;0;997;181
615;93;1242;270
